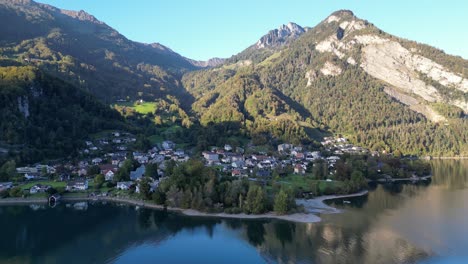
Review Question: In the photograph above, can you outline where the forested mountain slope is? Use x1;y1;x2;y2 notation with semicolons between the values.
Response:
0;0;199;102
183;10;468;156
0;63;125;163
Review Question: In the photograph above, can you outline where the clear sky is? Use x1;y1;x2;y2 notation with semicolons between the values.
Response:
35;0;467;61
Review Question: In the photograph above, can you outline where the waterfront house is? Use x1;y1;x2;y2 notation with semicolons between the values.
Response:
30;184;51;194
104;170;115;181
66;180;88;191
117;181;133;190
0;182;13;192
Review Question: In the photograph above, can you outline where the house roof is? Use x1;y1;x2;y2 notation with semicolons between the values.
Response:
130;165;146;180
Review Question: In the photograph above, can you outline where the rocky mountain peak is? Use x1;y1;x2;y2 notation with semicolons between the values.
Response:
60;9;102;24
255;22;305;49
325;9;355;23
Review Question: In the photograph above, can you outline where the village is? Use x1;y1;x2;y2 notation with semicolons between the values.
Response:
0;131;373;200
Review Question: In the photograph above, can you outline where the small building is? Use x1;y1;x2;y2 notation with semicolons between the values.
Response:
24;173;40;180
295;152;305;160
30;184;51;194
0;182;13;192
130;165;146;181
117;181;133;190
92;158;103;165
224;144;233;151
231;169;247;177
252;155;268;162
104;170;115;181
49;193;61;204
278;143;293;152
202;151;219;164
77;168;88;177
16;167;38;174
231;160;245;169
294;164;306;175
162;141;176;150
66;180;88;191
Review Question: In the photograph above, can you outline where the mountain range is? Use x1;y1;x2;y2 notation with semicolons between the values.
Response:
0;0;467;158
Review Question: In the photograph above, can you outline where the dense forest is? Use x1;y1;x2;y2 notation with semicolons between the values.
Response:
0;65;125;164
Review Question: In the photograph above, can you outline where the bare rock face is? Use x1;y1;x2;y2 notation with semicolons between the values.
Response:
384;87;446;122
314;21;468;120
320;61;342;76
360;41;441;102
60;9;103;24
256;22;305;49
360;40;468;113
305;70;317;86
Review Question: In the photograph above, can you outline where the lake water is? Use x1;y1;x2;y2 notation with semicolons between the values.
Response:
0;160;467;264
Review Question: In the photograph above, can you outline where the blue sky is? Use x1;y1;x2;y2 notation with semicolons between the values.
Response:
36;0;467;61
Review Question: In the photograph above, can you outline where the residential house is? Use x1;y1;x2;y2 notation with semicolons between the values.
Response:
59;174;71;182
294;164;306;175
224;144;233;151
30;184;51;194
151;155;165;164
202;151;219;164
231;160;245;169
231;169;247;177
293;146;303;152
295;152;305;160
66;180;88;191
99;164;118;174
104;170;115;181
92;158;103;165
117;181;133;190
130;165;146;181
174;149;185;157
162;141;175;150
16;167;38;174
24;173;40;180
278;143;293;152
0;182;13;192
137;156;149;164
252;155;268;162
77;168;88;177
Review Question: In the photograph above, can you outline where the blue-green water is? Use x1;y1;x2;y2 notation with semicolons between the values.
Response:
0;160;467;264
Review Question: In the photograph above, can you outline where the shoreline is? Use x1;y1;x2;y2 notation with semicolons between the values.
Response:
429;157;468;160
0;190;369;223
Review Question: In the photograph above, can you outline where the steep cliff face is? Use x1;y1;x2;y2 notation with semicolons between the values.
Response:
255;22;306;49
312;12;467;121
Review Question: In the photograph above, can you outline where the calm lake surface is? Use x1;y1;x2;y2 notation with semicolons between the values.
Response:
0;160;467;264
